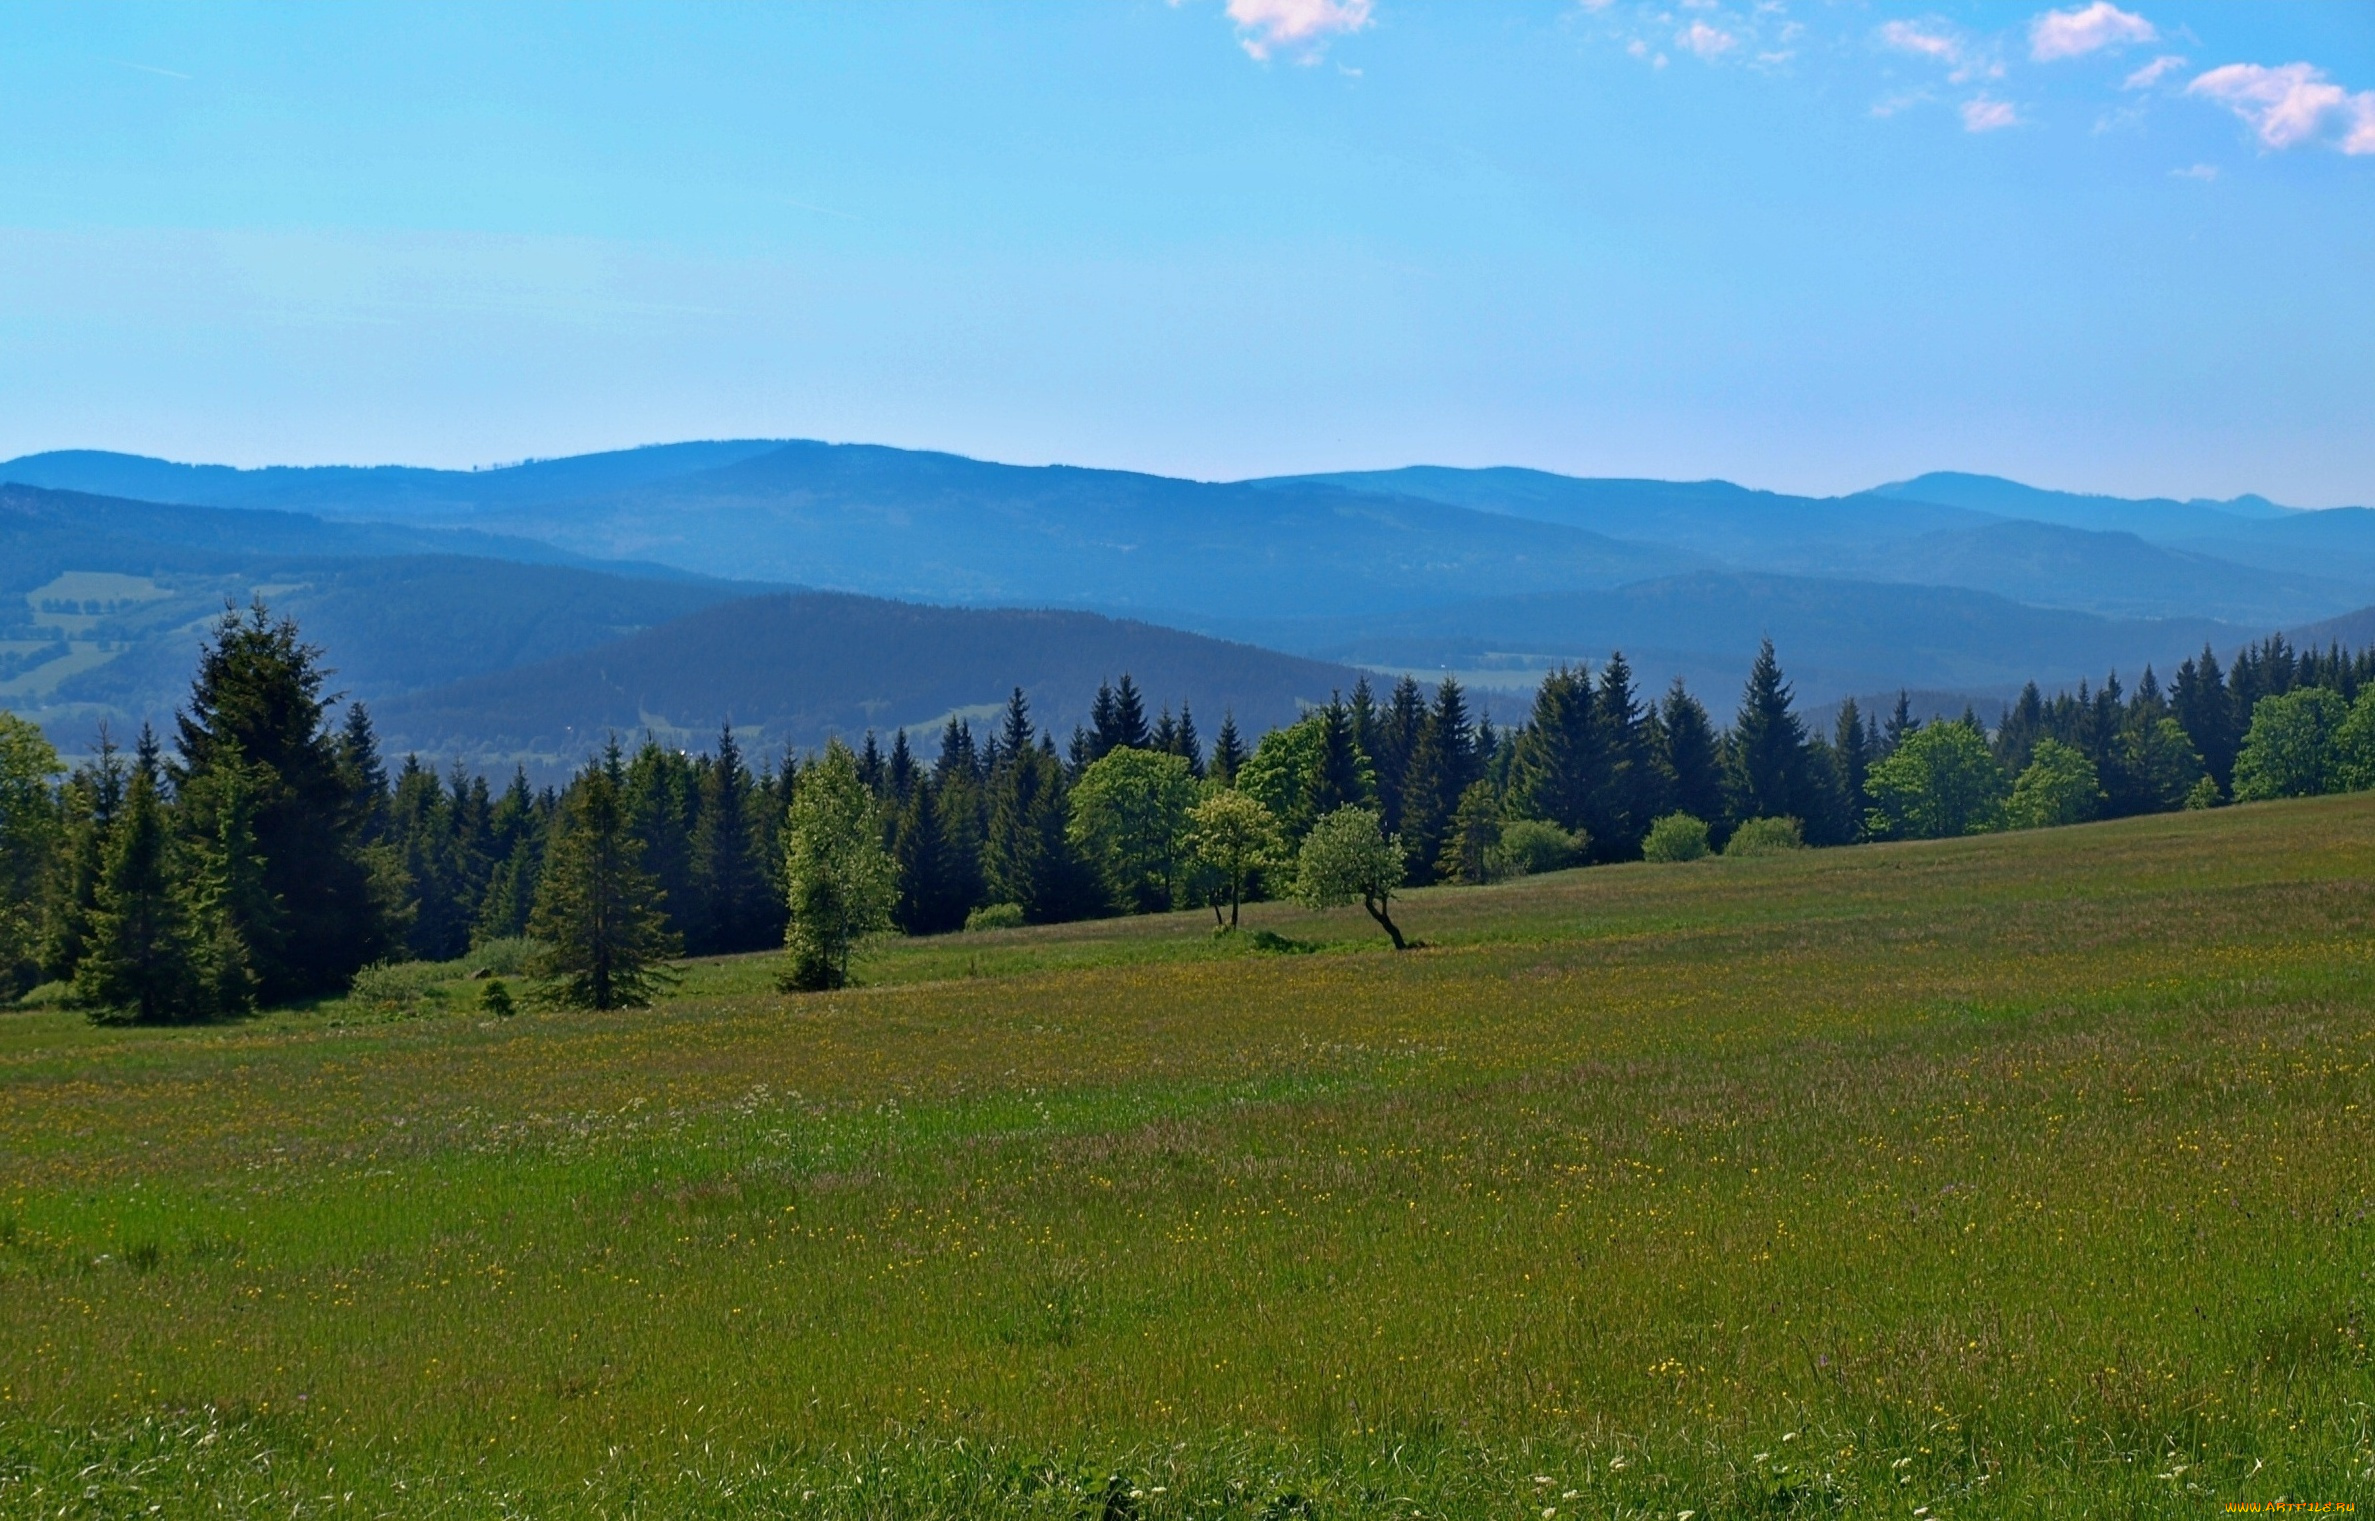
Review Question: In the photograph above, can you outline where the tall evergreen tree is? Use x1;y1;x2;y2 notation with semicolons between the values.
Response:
623;739;700;946
1882;690;1918;755
2173;645;2239;793
1371;677;1428;833
1506;666;1597;837
340;702;389;843
935;717;980;785
1109;675;1149;751
1725;639;1816;827
1209;712;1247;786
1307;696;1368;819
1000;687;1034;757
886;729;918;800
72;767;215;1023
1171;703;1204;777
0;714;64;997
1587;654;1653;858
173;603;399;1000
984;743;1103;922
890;781;968;935
1400;679;1477;885
690;724;772;955
42;729;126;982
1833;697;1872;837
475;768;546;944
528;761;680;1009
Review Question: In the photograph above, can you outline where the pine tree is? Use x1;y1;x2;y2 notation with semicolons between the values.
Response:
72;767;212;1023
474;768;545;944
42;729;126;981
340;702;389;843
1726;640;1815;827
174;604;399;1000
1372;677;1427;833
1506;667;1596;836
856;732;885;795
1209;712;1247;786
1400;679;1476;884
1307;696;1368;818
624;739;700;946
984;743;1103;922
1171;704;1204;777
1110;675;1149;751
690;724;771;955
2173;646;2239;793
1588;654;1653;858
1833;697;1871;835
1882;690;1918;755
1001;687;1034;757
935;718;979;785
528;761;680;1010
891;781;968;935
886;729;917;800
1655;679;1726;830
1088;683;1118;762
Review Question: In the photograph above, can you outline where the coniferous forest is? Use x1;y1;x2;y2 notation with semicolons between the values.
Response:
7;599;2375;1020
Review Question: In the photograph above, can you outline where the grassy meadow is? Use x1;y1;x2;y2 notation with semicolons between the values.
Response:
3;797;2374;1516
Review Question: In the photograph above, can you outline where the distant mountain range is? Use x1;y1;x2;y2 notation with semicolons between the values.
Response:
5;442;2372;767
372;593;1357;770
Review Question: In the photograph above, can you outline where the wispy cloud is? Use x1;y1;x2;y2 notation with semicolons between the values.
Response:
111;59;192;80
1961;96;2020;132
1225;0;1373;63
2028;3;2155;63
1877;19;1997;84
2169;163;2218;180
2188;62;2375;154
1678;20;1736;61
2121;54;2185;90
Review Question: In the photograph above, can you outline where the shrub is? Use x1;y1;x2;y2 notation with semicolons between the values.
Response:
2183;775;2223;810
1494;818;1586;876
480;979;515;1018
460;937;539;978
347;960;447;1008
1641;813;1711;863
1724;816;1805;857
965;902;1026;933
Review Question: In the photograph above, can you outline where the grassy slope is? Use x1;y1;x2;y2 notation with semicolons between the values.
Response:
3;799;2373;1516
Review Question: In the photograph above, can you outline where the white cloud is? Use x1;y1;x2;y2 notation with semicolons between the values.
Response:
2169;163;2218;180
1678;20;1737;60
1878;20;1960;64
1961;95;2020;132
1225;0;1372;63
2188;62;2375;154
2028;3;2155;63
2122;54;2186;90
1878;19;1998;83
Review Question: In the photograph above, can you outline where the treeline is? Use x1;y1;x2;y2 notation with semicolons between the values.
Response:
6;603;2375;1021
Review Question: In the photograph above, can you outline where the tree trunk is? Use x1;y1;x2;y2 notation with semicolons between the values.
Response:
1362;892;1408;951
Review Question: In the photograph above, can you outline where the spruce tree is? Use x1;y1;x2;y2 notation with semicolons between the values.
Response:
1833;697;1871;835
935;718;979;785
42;729;126;982
1400;679;1476;884
984;743;1102;922
2173;646;2239;793
1506;667;1596;836
528;761;680;1010
1589;654;1652;858
73;767;211;1023
1000;687;1034;757
1172;703;1203;777
687;724;770;954
624;739;700;946
174;603;398;1000
474;769;545;944
1109;675;1149;751
0;713;63;997
886;729;917;800
1655;679;1726;829
1209;712;1247;786
1372;677;1427;832
1725;640;1814;827
891;781;967;935
1307;697;1368;817
340;702;389;843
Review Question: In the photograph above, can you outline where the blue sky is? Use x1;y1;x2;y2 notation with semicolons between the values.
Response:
1;1;2369;502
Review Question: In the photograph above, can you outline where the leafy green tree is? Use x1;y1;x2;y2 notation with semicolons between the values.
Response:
1067;747;1198;913
0;712;63;997
2328;687;2375;792
174;603;400;1000
2004;738;2105;830
1863;720;2008;839
528;761;680;1009
1187;787;1283;929
1294;805;1411;950
780;740;897;990
2231;687;2348;801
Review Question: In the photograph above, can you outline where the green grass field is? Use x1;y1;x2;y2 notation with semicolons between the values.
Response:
4;797;2373;1517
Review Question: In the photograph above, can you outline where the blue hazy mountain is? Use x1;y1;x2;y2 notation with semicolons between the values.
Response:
371;592;1361;771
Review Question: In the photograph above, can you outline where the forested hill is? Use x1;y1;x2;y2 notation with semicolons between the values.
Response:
371;592;1360;768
